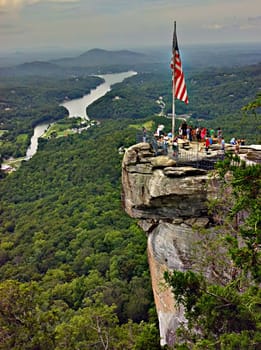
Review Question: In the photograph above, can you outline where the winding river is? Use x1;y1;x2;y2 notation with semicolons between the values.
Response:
26;123;50;159
61;71;137;119
26;71;137;159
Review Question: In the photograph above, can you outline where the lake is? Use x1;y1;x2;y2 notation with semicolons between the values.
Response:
26;70;137;159
60;70;137;119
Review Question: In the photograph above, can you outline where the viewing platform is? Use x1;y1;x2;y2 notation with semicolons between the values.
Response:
136;131;261;170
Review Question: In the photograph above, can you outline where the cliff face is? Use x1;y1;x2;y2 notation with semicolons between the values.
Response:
122;142;260;346
122;142;218;346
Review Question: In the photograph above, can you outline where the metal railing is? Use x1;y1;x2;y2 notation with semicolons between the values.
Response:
136;132;224;170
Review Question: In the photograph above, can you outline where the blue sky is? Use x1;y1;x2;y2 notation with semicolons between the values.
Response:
0;0;260;52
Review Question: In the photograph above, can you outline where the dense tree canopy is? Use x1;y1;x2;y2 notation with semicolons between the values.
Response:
0;119;161;349
0;75;102;158
0;59;260;348
88;63;261;143
1;62;260;159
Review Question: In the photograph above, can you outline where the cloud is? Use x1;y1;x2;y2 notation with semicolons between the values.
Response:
0;0;79;9
0;0;260;51
0;0;33;7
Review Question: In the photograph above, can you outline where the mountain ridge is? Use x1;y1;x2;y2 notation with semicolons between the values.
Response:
0;48;159;76
51;48;158;67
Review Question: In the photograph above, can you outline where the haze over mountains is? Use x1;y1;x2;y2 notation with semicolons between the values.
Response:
51;48;157;67
0;48;158;76
0;43;260;77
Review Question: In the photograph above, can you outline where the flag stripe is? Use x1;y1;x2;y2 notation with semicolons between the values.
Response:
171;26;188;104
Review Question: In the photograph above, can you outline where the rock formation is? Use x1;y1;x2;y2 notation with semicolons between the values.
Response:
121;142;260;347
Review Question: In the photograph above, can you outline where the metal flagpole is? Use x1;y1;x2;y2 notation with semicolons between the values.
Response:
171;21;176;139
172;76;175;138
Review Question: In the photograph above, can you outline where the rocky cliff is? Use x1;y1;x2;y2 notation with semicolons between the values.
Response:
121;142;260;347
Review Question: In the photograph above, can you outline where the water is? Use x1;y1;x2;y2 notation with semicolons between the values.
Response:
26;123;50;159
61;71;137;119
25;71;137;159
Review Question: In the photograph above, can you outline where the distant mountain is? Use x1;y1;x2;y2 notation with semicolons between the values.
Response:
0;61;64;77
1;44;260;78
51;48;159;68
18;61;63;72
0;48;160;77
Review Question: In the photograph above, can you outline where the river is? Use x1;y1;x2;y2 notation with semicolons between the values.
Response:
60;70;137;119
25;123;50;159
25;70;137;159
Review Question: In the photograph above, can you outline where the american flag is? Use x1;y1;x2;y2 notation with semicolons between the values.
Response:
171;22;188;104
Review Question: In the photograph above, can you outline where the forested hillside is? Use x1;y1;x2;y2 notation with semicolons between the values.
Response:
0;119;163;349
0;55;260;347
0;75;103;158
0;62;260;161
88;63;261;143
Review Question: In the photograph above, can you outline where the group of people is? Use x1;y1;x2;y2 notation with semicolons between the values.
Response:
153;121;225;149
143;121;244;157
177;120;224;145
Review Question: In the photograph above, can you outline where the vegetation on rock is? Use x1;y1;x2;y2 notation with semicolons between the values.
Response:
164;155;261;349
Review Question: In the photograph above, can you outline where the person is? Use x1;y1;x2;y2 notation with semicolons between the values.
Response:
221;137;225;151
201;127;207;141
230;137;236;145
172;136;179;157
235;139;240;154
191;127;196;141
209;128;215;138
163;133;169;155
221;137;225;160
205;137;210;153
189;126;193;141
181;120;187;139
196;127;201;142
142;126;147;142
186;126;190;141
155;124;164;137
217;127;222;143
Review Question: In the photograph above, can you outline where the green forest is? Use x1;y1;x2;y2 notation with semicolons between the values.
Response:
0;120;162;349
0;58;260;349
0;62;261;161
87;63;261;143
0;75;102;158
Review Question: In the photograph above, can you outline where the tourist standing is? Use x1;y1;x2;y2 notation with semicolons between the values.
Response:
142;126;147;142
205;137;210;153
172;136;179;157
181;120;187;139
210;128;215;138
217;127;222;143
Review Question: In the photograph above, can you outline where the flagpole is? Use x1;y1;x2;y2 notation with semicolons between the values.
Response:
172;73;175;138
170;20;188;140
172;21;176;139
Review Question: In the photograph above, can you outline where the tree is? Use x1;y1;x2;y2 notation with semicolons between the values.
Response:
0;279;57;349
240;93;261;144
164;156;261;349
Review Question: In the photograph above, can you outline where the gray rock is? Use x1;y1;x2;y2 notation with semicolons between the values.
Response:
121;142;260;347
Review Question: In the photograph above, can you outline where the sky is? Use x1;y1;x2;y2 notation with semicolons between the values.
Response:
0;0;260;53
